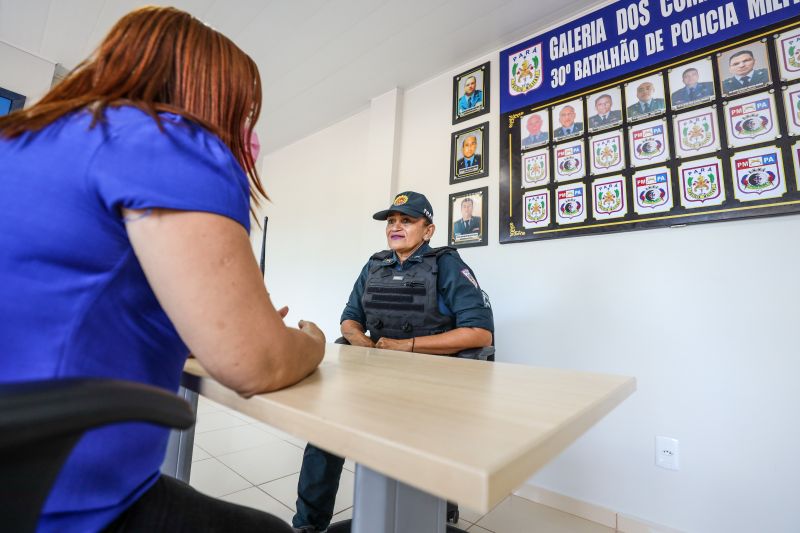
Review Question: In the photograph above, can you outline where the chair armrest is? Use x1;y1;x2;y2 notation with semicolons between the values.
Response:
0;379;195;449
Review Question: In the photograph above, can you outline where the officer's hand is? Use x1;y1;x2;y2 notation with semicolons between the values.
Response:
347;333;375;348
298;320;325;345
375;337;413;352
277;306;289;319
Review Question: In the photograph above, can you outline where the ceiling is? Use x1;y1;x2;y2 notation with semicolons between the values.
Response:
0;0;601;153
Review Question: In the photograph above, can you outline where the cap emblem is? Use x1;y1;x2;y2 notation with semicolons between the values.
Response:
393;194;409;206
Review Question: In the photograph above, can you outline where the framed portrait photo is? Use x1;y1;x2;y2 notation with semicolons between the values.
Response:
519;109;550;150
625;73;666;122
717;41;771;97
587;88;623;132
453;62;490;124
450;121;489;184
448;186;488;248
668;58;716;110
552;99;584;141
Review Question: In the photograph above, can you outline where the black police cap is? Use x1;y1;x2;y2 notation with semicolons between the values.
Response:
372;191;434;222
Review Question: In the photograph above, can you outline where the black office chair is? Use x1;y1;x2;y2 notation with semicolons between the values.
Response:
0;378;195;533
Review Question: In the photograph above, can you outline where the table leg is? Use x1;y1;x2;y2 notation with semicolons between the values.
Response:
351;464;447;533
160;386;198;482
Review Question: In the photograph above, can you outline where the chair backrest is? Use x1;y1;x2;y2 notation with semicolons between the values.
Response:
0;378;194;533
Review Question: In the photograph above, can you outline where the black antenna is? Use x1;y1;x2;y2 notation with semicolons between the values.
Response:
259;216;268;275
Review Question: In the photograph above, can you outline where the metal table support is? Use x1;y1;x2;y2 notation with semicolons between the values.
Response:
160;385;198;482
351;464;447;533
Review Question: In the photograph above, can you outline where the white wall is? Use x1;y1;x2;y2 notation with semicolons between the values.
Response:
0;40;55;106
251;26;799;533
395;51;800;533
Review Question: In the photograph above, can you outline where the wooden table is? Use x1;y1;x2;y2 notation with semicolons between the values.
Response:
174;344;635;532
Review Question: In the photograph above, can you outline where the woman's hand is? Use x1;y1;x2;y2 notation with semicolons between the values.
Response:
298;320;325;345
375;337;414;352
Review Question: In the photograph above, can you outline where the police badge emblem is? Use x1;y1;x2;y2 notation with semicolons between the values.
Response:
521;148;549;188
589;131;625;175
555;183;587;225
776;29;800;81
592;175;627;220
632;167;673;214
509;43;543;95
678;157;726;209
782;86;800;136
730;146;786;202
673;108;719;157
554;140;585;182
724;92;778;148
629;119;669;167
522;189;550;229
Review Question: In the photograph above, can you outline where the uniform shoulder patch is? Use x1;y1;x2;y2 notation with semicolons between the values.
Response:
460;268;479;289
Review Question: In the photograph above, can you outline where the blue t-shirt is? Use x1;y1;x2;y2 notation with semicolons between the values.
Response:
0;106;250;532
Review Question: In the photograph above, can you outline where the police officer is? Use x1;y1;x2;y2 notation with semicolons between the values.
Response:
292;191;494;533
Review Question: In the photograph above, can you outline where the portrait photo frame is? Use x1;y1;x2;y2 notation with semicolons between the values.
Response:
450;121;489;184
452;62;491;124
448;186;488;248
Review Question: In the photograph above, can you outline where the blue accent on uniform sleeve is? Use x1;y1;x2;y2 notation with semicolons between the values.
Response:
340;261;371;326
90;112;251;231
436;252;494;332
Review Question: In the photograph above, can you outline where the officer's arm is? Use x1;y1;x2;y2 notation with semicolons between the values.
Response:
376;327;491;355
342;319;374;348
340;263;375;347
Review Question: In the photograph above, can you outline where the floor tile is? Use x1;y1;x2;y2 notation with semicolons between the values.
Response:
466;525;494;532
195;424;280;456
259;468;355;516
219;486;295;524
458;505;484;524
192;445;210;462
254;423;308;448
195;410;249;433
474;495;613;533
217;440;304;485
188;457;251;498
332;507;353;522
196;395;227;415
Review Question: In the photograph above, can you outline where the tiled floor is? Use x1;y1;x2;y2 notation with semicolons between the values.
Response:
188;396;614;533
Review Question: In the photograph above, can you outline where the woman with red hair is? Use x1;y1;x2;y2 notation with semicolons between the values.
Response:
0;6;324;532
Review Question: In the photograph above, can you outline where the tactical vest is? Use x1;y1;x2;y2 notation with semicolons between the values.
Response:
361;246;456;341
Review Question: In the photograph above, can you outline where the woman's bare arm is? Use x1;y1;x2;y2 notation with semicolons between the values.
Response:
124;208;325;396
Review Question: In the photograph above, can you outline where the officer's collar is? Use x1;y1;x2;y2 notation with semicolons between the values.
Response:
386;242;431;266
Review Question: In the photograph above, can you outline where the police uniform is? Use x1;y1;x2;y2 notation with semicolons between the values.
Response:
341;242;493;341
292;192;493;533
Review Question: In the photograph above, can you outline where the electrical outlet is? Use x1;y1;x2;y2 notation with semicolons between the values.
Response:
655;436;679;470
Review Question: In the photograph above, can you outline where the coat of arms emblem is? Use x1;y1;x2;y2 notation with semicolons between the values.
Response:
680;161;723;206
678;113;714;152
592;136;621;169
633;168;673;214
523;190;549;227
509;43;543;95
523;151;548;186
779;31;800;75
632;125;665;160
556;184;586;224
730;98;772;139
555;143;583;181
592;177;625;218
732;149;785;201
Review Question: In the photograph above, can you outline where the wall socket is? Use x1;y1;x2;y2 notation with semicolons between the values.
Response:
655;436;680;470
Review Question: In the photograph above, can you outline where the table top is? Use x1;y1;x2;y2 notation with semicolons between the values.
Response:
183;344;635;512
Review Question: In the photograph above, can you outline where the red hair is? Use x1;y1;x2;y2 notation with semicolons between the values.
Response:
0;6;266;205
